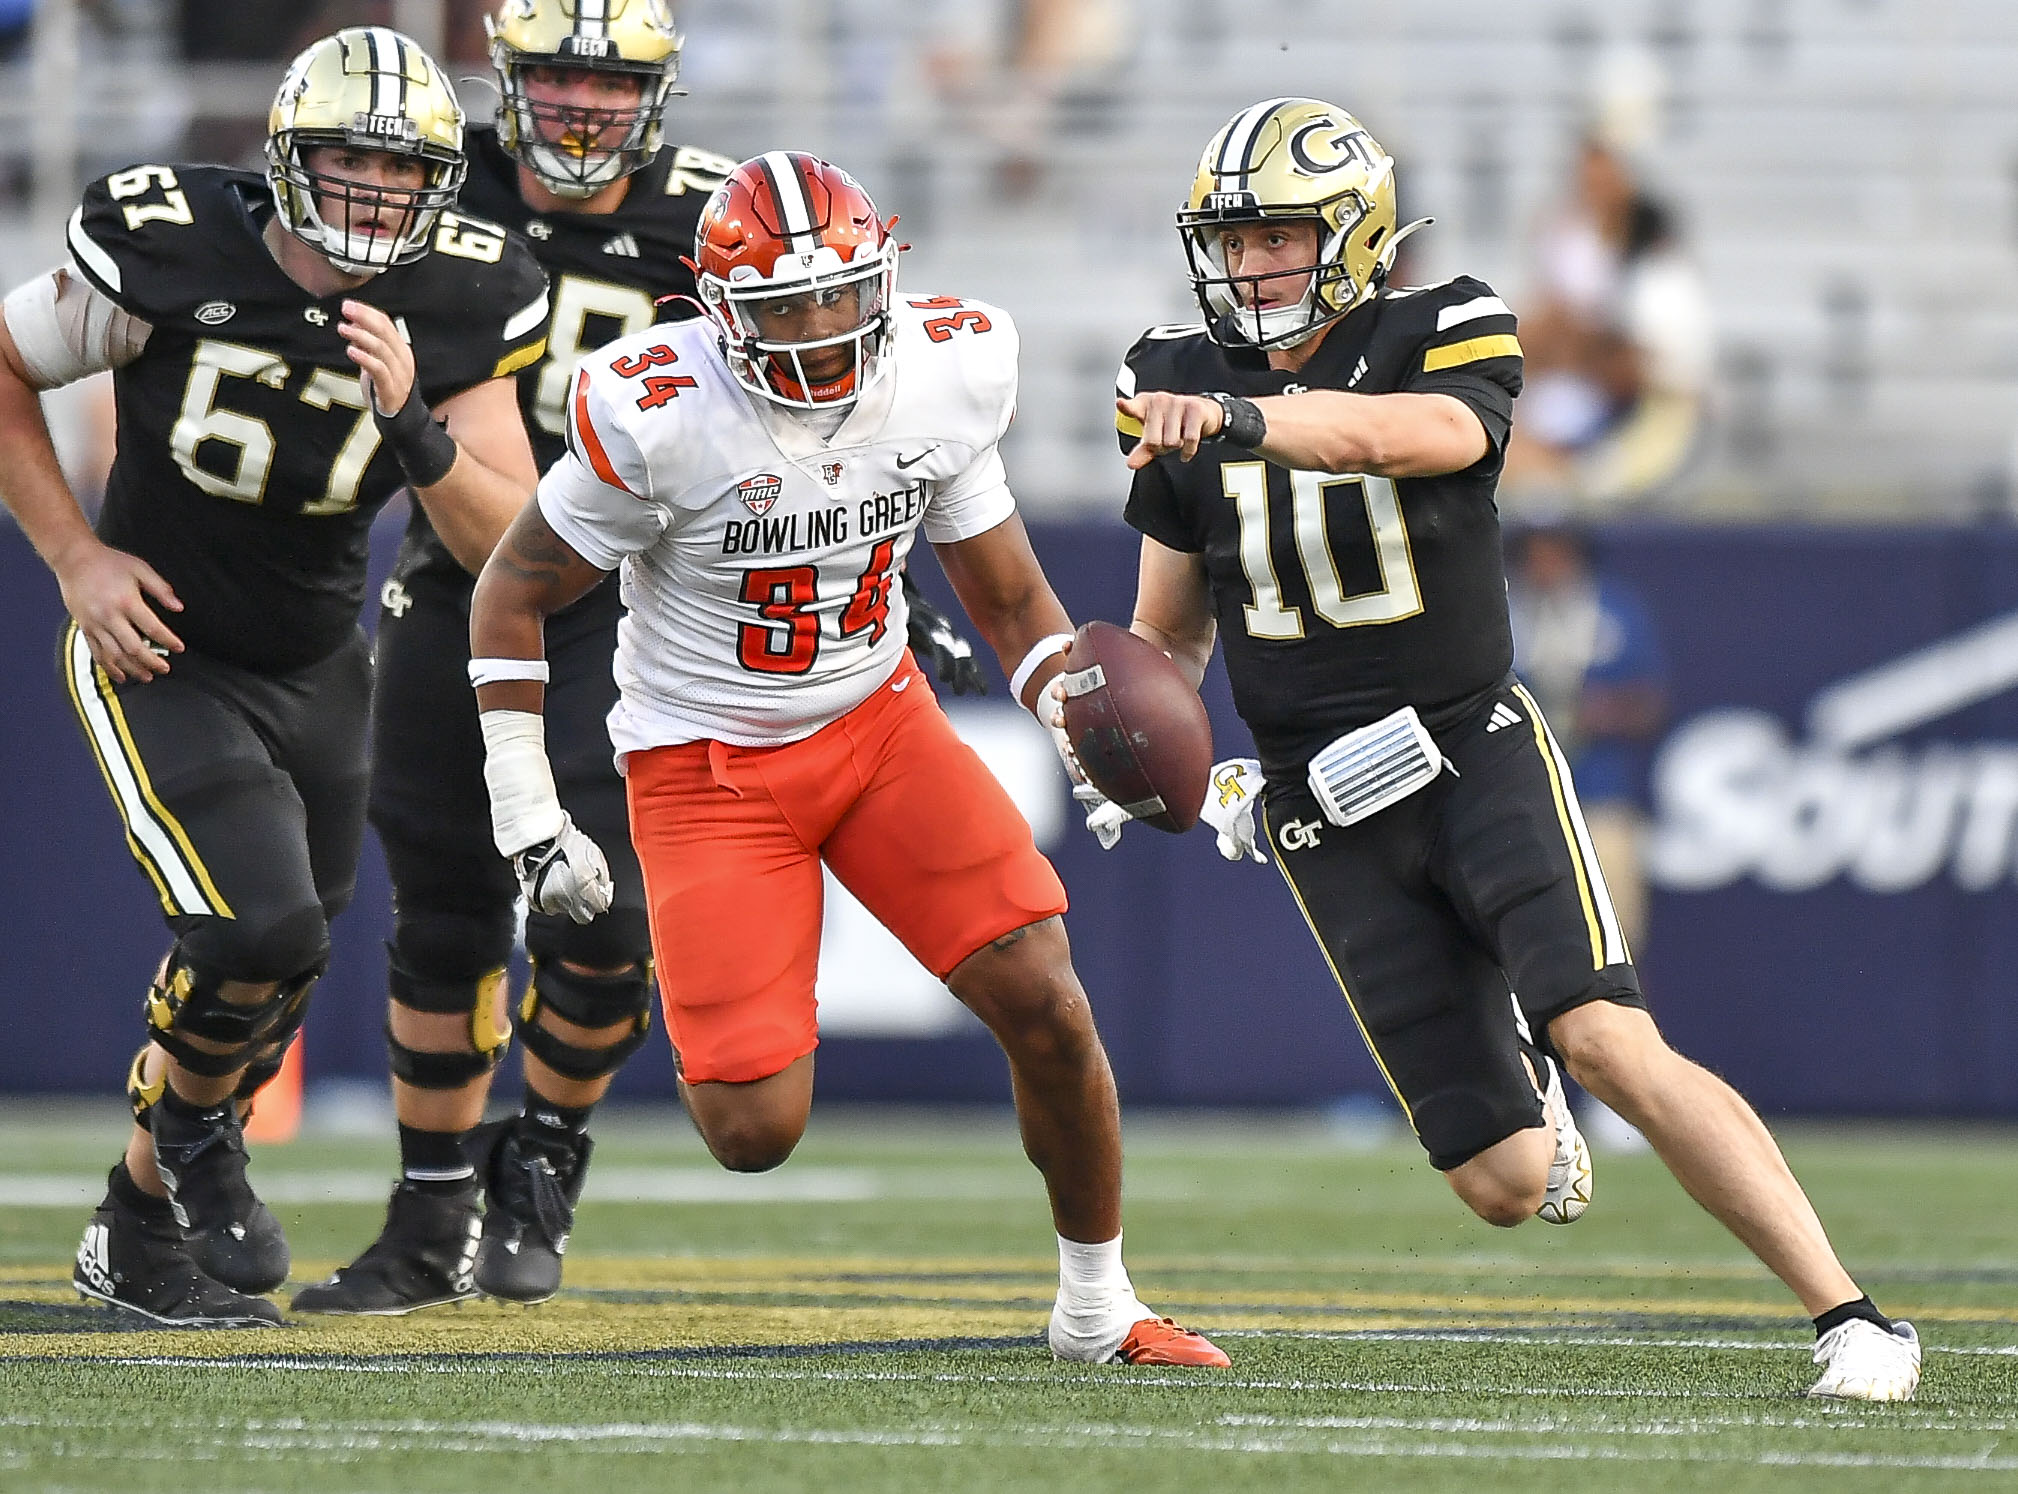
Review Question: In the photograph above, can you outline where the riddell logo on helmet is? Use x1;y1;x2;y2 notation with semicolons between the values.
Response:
736;474;783;515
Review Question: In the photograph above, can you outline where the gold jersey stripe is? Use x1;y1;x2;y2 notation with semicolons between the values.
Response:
1509;682;1605;969
1422;333;1522;373
493;336;548;381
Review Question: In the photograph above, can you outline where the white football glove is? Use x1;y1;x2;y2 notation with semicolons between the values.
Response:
480;708;614;924
513;814;615;925
1045;675;1133;851
1199;757;1268;863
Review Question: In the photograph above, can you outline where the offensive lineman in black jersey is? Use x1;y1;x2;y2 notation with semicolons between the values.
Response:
297;0;988;1317
1086;98;1920;1401
0;28;546;1327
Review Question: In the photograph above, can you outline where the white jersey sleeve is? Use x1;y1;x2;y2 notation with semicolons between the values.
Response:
536;364;667;570
919;302;1019;545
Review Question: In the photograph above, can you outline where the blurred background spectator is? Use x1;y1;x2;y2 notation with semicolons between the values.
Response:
1500;135;1713;516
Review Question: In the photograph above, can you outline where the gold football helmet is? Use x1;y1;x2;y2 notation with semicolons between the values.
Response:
1178;97;1429;349
266;27;466;275
487;0;684;198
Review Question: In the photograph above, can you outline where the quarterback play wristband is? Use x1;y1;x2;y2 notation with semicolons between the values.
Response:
1204;391;1268;449
467;657;551;688
478;708;566;857
375;386;459;488
1010;632;1075;706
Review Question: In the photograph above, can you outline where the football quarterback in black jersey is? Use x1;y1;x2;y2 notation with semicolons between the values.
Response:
0;27;545;1327
301;0;985;1320
1087;98;1919;1400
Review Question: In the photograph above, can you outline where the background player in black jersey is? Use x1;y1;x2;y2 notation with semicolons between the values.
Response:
300;0;988;1318
1085;98;1920;1402
0;27;546;1328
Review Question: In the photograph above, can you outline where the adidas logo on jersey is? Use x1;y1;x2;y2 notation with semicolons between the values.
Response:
1485;702;1523;733
1347;356;1369;388
602;233;641;258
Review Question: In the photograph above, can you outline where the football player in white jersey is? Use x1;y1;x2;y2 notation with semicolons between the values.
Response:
466;151;1226;1368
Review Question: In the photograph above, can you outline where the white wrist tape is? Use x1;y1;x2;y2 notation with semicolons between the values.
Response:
1010;632;1075;705
479;709;566;856
468;656;551;688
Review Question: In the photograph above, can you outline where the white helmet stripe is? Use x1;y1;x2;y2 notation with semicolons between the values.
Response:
760;150;818;243
365;27;398;119
577;0;609;36
1216;96;1298;182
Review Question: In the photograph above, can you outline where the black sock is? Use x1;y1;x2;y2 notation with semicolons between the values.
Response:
154;1086;233;1131
107;1159;174;1218
398;1123;475;1192
1813;1295;1892;1338
518;1096;593;1145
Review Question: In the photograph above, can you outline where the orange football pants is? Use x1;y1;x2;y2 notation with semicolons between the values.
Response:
625;653;1068;1084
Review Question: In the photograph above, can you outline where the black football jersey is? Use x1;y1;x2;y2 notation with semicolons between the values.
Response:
393;127;734;591
1120;276;1523;780
70;164;547;673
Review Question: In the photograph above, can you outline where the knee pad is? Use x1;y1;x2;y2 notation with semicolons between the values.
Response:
145;948;323;1078
389;906;517;990
386;963;511;1090
525;905;651;977
125;1044;165;1125
176;905;330;985
517;958;654;1083
1415;1083;1544;1173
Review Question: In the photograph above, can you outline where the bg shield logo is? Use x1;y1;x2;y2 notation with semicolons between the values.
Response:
1651;610;2018;893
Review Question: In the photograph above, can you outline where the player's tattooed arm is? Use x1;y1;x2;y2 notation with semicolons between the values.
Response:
468;499;607;713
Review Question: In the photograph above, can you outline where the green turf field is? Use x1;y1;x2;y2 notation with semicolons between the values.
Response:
0;1103;2011;1491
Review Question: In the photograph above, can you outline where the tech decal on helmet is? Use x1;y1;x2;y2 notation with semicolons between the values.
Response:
266;26;466;275
1179;97;1431;349
488;0;684;198
693;151;901;410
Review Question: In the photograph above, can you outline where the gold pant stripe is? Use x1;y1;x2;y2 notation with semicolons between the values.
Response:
1509;682;1627;968
61;623;232;918
1265;807;1416;1129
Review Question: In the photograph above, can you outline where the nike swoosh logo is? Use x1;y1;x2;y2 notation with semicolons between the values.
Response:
892;676;912;692
895;446;940;470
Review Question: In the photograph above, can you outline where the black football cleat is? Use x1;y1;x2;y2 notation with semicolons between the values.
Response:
292;1179;482;1315
474;1121;593;1305
72;1166;281;1328
151;1096;290;1294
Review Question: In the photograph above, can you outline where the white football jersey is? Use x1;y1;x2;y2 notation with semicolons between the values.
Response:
537;294;1020;757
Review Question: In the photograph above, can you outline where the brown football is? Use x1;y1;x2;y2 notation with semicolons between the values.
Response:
1058;621;1213;833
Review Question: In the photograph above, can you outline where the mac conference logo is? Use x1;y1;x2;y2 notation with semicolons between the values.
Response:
1650;610;2018;893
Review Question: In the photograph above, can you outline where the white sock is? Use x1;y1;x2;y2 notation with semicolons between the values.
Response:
1049;1232;1148;1359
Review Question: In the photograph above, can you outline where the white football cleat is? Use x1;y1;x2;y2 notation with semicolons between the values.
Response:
1809;1319;1920;1401
1535;1056;1593;1224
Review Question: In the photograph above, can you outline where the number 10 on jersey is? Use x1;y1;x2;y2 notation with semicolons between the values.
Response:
1222;462;1423;638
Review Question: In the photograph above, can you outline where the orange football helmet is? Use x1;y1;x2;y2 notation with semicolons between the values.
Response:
693;151;900;408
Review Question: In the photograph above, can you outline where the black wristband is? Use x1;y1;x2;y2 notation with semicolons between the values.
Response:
374;387;459;489
1205;391;1268;449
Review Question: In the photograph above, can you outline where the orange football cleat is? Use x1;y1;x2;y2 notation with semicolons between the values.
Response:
1113;1316;1231;1367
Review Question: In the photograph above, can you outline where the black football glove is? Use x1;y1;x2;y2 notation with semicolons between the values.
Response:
902;572;988;696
